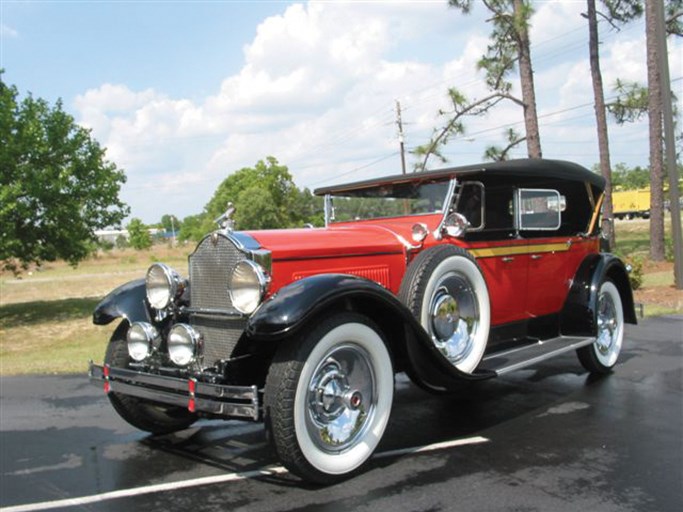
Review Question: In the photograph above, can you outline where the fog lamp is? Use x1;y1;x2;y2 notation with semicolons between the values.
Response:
168;324;200;366
127;322;159;362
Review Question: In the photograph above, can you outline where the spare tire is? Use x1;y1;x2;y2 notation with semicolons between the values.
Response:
399;245;490;374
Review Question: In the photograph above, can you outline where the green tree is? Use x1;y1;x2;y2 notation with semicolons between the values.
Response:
0;73;129;272
160;214;181;235
177;214;205;242
449;0;542;159
608;0;681;260
484;128;526;161
127;218;152;250
204;157;300;230
613;163;652;190
412;88;523;171
585;0;643;251
236;186;282;230
292;188;325;227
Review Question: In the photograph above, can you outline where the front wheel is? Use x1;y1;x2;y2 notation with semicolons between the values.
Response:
265;313;394;484
577;280;625;374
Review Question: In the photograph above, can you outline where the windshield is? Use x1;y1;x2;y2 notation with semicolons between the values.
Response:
328;179;451;223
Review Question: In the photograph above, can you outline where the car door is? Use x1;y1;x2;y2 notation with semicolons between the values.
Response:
516;188;574;318
463;183;529;326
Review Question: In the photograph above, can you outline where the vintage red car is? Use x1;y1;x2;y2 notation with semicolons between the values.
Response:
90;158;636;483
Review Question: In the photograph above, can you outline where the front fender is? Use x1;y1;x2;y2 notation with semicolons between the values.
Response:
246;274;494;386
93;278;151;325
561;253;637;336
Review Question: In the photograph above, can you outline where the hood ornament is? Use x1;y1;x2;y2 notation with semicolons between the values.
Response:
215;202;236;232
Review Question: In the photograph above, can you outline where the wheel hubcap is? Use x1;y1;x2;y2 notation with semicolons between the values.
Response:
596;291;618;355
429;273;479;364
306;344;375;453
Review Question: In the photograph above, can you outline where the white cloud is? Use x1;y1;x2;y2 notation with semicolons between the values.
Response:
73;0;668;223
1;23;18;39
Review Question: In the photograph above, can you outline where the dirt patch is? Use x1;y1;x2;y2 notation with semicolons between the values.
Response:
633;260;683;313
634;285;683;310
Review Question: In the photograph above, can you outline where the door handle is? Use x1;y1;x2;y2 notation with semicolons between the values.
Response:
531;254;543;260
502;257;514;263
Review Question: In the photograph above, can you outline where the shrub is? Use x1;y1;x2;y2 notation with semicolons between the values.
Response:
624;255;644;290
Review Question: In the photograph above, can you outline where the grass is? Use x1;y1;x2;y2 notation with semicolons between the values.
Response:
0;245;192;375
0;298;107;375
0;224;680;376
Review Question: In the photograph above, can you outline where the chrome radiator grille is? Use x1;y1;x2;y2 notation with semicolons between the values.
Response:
189;234;247;368
191;314;246;369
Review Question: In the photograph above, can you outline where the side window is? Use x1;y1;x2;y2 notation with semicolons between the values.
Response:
455;182;484;231
517;189;563;231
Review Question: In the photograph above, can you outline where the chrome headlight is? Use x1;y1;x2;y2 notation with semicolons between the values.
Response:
229;260;269;315
127;322;159;362
146;263;183;310
168;324;200;366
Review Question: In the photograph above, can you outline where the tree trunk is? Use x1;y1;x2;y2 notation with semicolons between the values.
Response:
646;0;666;261
587;0;616;250
513;0;542;159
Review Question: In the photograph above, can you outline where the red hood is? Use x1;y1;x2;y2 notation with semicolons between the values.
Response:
245;214;441;260
246;224;408;260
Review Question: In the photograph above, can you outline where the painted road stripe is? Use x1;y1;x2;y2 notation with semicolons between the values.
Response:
0;436;489;512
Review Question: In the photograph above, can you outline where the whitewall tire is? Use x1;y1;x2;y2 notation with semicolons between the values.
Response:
265;313;394;484
577;280;625;374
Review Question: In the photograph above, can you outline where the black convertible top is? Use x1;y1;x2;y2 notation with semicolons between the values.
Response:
314;159;605;196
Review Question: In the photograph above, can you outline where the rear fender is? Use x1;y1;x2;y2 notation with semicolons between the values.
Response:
561;253;637;336
246;274;494;388
93;278;151;325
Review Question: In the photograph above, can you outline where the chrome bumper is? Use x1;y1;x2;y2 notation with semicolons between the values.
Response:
89;362;260;421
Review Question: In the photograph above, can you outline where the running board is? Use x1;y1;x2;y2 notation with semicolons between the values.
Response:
480;336;595;375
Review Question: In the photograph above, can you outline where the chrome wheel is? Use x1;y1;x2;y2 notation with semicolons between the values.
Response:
306;344;376;453
429;274;480;365
594;281;624;367
402;246;490;374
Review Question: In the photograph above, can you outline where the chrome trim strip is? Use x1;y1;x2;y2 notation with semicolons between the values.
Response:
109;366;188;391
229;231;262;251
324;194;333;227
181;306;244;318
433;178;458;240
484;336;595;375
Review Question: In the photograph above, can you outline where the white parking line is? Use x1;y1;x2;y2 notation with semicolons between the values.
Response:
0;436;489;512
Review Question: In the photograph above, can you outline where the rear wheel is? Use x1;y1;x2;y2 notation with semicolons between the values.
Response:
577;280;625;374
105;321;197;434
265;313;394;484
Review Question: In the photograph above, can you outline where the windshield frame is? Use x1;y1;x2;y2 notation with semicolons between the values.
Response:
323;177;458;228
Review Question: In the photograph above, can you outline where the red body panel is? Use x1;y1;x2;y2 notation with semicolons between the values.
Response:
247;217;599;328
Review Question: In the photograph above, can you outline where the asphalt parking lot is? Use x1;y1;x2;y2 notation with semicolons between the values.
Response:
1;315;681;512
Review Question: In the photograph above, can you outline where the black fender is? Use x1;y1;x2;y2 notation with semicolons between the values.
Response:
246;274;494;388
561;253;637;337
93;278;151;326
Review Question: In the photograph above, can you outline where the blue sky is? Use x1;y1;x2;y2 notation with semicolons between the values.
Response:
1;1;681;224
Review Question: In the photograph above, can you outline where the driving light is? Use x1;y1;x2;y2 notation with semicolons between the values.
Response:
127;322;159;362
146;263;183;309
229;260;269;315
168;324;200;366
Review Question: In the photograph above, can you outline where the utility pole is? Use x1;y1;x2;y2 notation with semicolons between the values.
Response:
653;0;682;288
395;100;407;174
